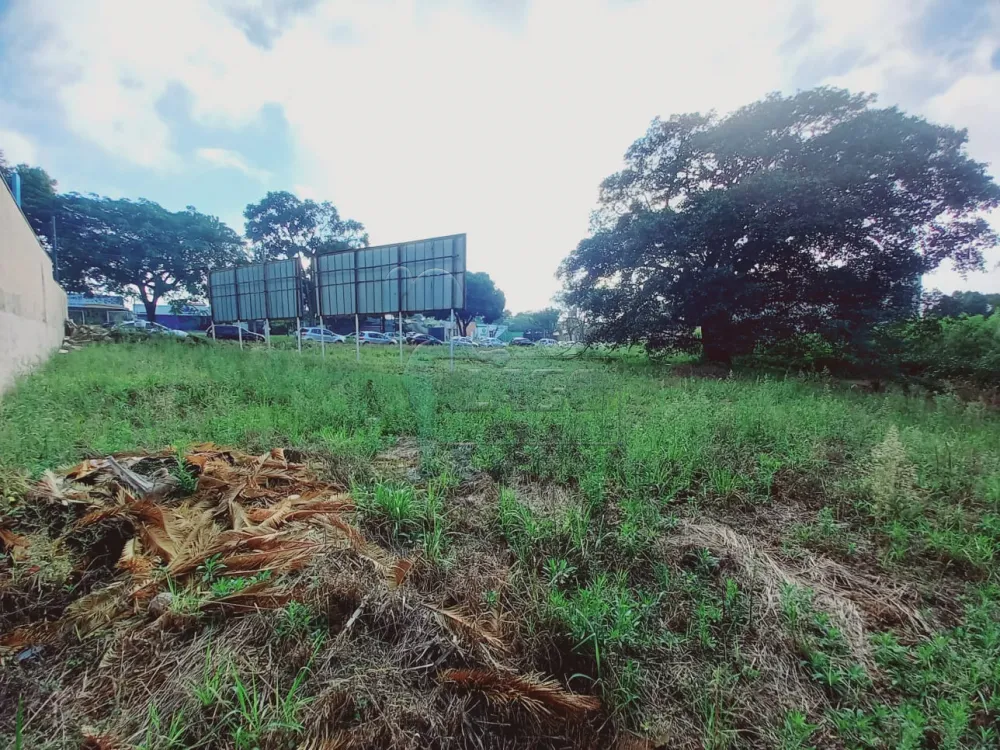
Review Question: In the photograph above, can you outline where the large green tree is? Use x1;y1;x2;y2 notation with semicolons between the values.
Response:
15;165;58;245
455;272;506;336
506;307;560;335
0;155;58;246
58;195;245;321
560;88;1000;362
243;190;367;261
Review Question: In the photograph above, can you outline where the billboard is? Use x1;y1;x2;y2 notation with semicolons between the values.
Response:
316;233;466;317
208;258;302;323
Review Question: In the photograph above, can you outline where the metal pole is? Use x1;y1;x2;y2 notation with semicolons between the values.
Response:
296;316;301;354
398;310;403;363
314;260;325;359
237;321;243;351
264;319;271;348
355;313;360;362
51;216;59;282
449;308;455;372
211;324;216;340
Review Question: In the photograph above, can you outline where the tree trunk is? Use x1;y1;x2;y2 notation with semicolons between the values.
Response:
700;319;732;365
143;297;158;323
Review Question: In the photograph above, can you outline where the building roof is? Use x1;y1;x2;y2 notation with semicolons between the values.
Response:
67;293;127;310
133;303;211;316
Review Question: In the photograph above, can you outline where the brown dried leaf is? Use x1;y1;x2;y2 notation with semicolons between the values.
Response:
65;582;129;634
422;604;507;652
439;668;601;717
0;621;62;653
0;527;29;561
390;558;414;589
203;582;295;613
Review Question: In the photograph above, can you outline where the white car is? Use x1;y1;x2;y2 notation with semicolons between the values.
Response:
301;327;345;343
478;337;507;348
451;336;479;347
534;338;558;347
116;320;188;338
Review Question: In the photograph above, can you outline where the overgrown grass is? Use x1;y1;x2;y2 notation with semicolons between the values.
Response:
2;339;999;748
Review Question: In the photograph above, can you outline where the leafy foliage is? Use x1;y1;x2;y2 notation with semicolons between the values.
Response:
56;194;245;321
243;190;367;261
924;289;1000;318
505;307;561;335
454;271;506;336
7;164;58;245
560;88;1000;362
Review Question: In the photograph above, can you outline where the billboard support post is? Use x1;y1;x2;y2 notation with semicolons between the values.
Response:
313;260;325;359
264;319;271;348
237;322;243;351
211;325;216;341
449;309;455;372
355;314;360;362
398;311;403;363
296;317;301;354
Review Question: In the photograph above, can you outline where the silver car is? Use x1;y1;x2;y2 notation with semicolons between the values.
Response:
116;320;188;338
301;327;345;343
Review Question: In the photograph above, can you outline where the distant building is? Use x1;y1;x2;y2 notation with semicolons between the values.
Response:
133;302;211;331
67;293;133;326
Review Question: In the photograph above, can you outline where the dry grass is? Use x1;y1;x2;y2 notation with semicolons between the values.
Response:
662;520;931;662
0;444;603;749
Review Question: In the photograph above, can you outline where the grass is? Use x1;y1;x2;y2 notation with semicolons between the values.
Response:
1;339;999;748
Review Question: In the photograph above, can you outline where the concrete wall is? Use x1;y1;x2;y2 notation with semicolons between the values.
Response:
0;182;67;393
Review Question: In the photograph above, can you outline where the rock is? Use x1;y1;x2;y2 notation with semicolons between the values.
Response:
149;591;173;618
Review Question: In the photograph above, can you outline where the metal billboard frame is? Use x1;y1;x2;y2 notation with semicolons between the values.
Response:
208;258;303;324
315;234;466;318
315;233;466;368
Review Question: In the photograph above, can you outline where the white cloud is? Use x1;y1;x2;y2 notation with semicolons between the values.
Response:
0;128;38;165
196;147;271;182
4;0;1000;306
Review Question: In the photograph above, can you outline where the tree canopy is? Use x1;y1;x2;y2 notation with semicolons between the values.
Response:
455;272;506;336
58;195;245;321
924;289;999;318
506;307;560;335
560;88;1000;362
0;154;58;246
243;191;368;261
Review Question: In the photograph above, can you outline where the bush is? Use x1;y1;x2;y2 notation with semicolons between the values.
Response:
753;315;999;386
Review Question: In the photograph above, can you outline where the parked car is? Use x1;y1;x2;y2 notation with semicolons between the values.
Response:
410;333;444;345
451;336;479;347
478;337;507;348
301;327;346;343
510;337;533;347
534;338;558;347
346;331;395;345
115;320;188;338
206;324;265;342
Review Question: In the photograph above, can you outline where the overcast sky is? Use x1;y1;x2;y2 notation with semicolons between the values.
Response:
2;0;1000;311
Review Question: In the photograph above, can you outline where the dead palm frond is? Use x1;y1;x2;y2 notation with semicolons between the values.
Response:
439;669;601;717
421;603;507;652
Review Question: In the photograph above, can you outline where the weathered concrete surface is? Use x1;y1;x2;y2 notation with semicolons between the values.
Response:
0;183;67;393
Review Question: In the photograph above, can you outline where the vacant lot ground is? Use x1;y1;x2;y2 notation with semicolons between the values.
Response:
1;340;998;749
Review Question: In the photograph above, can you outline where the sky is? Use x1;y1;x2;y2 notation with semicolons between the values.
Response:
2;0;1000;312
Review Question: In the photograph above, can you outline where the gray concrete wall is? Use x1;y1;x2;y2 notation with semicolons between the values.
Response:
0;182;67;393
